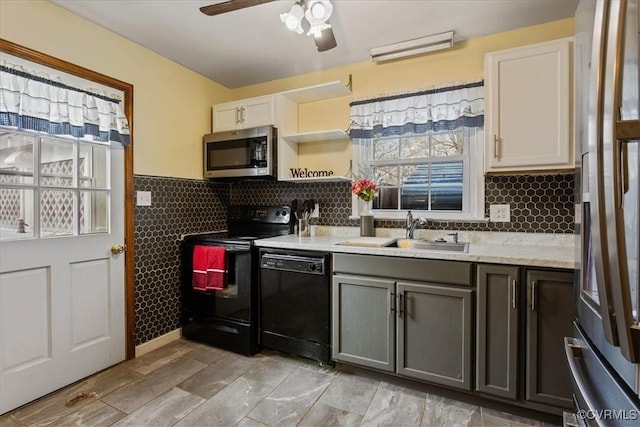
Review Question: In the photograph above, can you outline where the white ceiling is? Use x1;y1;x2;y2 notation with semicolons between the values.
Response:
50;0;579;89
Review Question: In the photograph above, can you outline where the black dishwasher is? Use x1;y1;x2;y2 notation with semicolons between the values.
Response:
259;249;331;364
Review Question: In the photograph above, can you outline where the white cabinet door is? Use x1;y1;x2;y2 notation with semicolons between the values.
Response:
241;96;274;129
212;102;243;132
211;95;274;132
485;39;573;172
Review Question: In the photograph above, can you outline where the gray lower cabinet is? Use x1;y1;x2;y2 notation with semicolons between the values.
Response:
525;269;575;408
476;264;520;399
331;274;395;372
332;270;473;391
477;264;575;410
397;282;473;390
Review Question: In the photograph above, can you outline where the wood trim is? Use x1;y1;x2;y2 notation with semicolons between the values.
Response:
1;38;137;360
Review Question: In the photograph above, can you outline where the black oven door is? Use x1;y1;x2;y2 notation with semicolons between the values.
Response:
181;242;254;323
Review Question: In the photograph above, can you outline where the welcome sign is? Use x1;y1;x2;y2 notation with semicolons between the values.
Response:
289;168;335;178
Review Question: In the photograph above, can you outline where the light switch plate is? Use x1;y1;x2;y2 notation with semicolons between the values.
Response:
310;203;319;219
136;191;152;206
490;204;510;222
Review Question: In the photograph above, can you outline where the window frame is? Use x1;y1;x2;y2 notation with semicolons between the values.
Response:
351;127;485;221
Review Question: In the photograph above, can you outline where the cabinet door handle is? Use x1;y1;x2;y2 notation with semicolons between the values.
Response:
511;279;517;309
398;292;404;318
240;106;246;123
235;107;241;124
493;135;500;159
390;291;395;313
531;280;537;311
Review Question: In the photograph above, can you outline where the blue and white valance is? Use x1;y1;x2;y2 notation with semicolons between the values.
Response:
0;61;130;145
349;79;484;139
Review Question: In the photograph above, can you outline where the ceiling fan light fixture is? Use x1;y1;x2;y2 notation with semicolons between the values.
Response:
307;22;331;38
305;0;333;25
281;2;305;34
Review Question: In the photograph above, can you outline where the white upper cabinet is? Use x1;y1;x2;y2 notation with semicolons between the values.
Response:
484;38;573;173
212;95;275;132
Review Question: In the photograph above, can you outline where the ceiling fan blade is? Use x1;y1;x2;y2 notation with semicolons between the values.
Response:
200;0;276;16
314;26;337;52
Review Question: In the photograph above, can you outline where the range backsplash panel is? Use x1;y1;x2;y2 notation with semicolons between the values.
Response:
134;175;229;345
230;174;574;233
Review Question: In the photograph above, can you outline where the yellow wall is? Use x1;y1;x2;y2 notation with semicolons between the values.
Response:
0;0;233;179
1;0;574;179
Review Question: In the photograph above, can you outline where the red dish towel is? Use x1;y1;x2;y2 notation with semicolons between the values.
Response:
192;245;209;291
206;246;228;290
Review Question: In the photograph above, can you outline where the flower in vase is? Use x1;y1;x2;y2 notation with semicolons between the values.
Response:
351;178;379;202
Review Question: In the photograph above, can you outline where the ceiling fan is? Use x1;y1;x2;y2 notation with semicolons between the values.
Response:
199;0;337;52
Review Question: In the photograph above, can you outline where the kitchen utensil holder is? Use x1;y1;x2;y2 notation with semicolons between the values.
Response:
298;218;310;237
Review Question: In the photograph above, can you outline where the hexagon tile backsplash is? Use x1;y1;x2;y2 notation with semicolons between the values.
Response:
133;173;573;345
230;173;575;233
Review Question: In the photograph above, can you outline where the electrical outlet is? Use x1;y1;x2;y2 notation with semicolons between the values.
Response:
310;203;319;219
490;204;510;222
136;191;152;206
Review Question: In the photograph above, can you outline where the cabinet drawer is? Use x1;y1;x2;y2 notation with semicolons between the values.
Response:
333;254;473;286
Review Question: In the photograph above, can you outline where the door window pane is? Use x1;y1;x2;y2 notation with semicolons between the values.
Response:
79;144;109;189
40;138;74;187
80;191;109;234
0;188;35;240
40;190;74;237
0;132;35;185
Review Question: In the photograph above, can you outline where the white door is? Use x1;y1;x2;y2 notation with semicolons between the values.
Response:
0;131;126;414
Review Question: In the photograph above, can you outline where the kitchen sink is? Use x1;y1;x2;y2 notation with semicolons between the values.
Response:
386;239;469;253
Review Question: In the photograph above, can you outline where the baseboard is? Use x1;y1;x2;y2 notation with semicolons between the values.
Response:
134;328;182;357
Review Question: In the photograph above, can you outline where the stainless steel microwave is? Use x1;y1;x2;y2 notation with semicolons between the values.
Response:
203;125;277;179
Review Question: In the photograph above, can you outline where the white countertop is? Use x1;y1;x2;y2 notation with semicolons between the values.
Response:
254;227;576;269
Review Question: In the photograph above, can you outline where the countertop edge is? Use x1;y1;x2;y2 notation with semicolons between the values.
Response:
254;237;576;270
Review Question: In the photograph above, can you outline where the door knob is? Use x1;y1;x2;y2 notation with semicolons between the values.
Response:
111;244;126;255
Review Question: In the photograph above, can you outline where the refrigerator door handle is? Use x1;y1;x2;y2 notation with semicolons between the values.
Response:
588;0;619;346
605;0;640;362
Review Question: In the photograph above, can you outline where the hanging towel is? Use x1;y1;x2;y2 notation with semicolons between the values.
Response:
192;245;209;291
206;246;228;290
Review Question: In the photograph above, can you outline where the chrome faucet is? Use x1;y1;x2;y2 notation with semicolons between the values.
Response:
448;232;459;243
406;211;427;239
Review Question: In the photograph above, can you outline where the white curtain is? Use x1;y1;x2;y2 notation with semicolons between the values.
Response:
0;60;130;145
349;79;484;138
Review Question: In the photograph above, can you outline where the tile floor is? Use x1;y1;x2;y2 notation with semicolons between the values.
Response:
1;339;560;427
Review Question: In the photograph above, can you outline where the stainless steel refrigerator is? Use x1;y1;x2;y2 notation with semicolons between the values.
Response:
567;0;640;425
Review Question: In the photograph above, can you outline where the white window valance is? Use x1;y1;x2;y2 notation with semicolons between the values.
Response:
0;61;130;145
349;79;484;139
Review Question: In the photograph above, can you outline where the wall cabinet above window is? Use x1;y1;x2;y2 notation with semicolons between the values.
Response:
212;95;275;132
484;38;573;173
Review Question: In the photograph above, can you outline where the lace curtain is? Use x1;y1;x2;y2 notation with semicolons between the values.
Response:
0;60;130;145
349;79;484;138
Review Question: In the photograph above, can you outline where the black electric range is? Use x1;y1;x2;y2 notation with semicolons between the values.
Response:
180;205;291;355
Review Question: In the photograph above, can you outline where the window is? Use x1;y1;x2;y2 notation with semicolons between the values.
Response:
0;129;111;241
353;127;483;220
349;79;485;221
